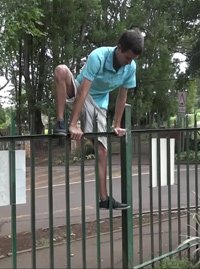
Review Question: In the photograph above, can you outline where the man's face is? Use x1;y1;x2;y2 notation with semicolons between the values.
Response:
116;46;139;66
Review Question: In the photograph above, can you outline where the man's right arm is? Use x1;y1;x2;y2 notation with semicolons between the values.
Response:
69;49;100;140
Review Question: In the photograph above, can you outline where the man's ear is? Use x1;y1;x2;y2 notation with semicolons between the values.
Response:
117;44;121;51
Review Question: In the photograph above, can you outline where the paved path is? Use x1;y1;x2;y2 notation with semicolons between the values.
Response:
0;162;199;236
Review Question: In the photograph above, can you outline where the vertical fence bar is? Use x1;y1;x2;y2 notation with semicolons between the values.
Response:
149;132;155;266
194;116;199;259
185;126;190;259
107;119;114;268
48;132;54;268
167;136;172;252
137;132;143;264
80;137;86;268
177;131;181;259
10;143;17;269
157;136;162;256
93;114;101;269
30;116;36;269
30;141;36;268
121;104;133;269
65;136;71;269
10;110;17;269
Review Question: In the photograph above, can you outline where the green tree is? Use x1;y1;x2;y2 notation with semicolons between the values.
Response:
0;0;199;132
186;80;198;113
0;106;6;125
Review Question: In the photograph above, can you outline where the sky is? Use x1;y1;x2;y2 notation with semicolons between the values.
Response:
172;52;187;73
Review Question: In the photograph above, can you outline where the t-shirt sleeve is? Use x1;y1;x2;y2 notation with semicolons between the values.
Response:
81;51;101;81
122;63;136;89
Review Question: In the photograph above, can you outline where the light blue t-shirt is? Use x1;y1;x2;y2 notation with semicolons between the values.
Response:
76;46;136;109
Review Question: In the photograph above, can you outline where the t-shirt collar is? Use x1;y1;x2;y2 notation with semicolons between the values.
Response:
105;47;124;74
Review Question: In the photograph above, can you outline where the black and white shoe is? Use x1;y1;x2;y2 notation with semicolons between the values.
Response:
99;196;130;210
53;120;67;135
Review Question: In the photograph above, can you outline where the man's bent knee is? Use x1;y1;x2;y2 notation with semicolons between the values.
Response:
54;64;72;81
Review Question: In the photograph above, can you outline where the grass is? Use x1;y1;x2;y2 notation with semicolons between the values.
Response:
155;257;193;269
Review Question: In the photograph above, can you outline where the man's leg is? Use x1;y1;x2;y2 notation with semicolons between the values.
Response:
54;64;75;134
97;142;108;200
98;141;130;210
82;95;130;210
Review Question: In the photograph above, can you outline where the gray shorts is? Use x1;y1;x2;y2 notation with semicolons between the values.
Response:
68;77;107;149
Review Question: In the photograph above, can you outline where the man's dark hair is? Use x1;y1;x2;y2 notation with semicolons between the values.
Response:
118;28;144;55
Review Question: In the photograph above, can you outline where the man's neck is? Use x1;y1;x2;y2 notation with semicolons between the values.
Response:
113;48;121;71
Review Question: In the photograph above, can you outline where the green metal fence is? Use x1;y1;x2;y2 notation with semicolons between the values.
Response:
0;105;200;268
132;125;200;268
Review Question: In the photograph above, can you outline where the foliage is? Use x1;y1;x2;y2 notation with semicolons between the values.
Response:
0;0;200;133
0;107;6;125
177;211;200;268
72;139;95;163
196;111;200;122
84;140;95;156
186;80;198;113
176;151;200;162
0;109;11;130
155;257;191;269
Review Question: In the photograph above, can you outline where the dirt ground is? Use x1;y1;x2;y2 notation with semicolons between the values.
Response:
0;214;152;257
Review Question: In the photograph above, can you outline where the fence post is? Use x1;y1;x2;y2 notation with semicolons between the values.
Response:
121;104;133;268
10;109;17;269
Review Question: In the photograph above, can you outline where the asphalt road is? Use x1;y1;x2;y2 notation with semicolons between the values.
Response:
0;163;199;235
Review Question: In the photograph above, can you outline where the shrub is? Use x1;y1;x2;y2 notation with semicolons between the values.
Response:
155;257;192;269
84;140;95;156
176;151;200;162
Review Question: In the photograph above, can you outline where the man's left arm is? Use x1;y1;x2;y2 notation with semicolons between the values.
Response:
112;87;128;136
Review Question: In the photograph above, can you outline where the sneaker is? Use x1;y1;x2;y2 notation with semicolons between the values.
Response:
99;196;130;210
53;120;67;135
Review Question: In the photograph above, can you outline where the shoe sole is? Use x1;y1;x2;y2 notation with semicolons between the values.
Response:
114;206;131;210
